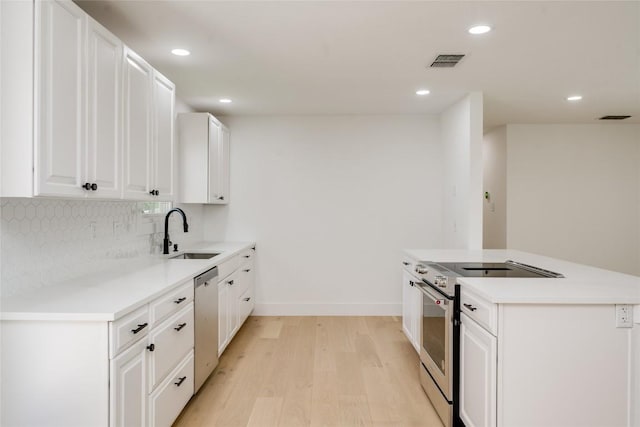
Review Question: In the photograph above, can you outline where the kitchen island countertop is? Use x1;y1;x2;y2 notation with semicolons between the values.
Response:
404;249;640;304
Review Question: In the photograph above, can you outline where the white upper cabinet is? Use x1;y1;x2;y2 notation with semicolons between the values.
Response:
86;16;122;199
0;1;175;201
122;49;176;201
34;0;85;197
178;113;230;204
152;71;176;201
122;47;153;200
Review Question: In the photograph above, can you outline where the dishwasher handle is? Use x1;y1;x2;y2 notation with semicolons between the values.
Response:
195;267;218;287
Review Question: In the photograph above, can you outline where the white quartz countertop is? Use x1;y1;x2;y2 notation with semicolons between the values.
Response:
1;241;255;321
404;249;640;304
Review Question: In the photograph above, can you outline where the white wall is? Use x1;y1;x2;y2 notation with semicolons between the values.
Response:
482;126;507;249
202;115;443;315
440;92;484;249
506;124;640;276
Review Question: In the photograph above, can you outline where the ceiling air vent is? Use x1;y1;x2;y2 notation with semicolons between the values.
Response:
430;54;465;68
599;115;631;120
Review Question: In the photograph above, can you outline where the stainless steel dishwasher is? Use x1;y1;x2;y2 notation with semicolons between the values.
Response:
194;266;219;392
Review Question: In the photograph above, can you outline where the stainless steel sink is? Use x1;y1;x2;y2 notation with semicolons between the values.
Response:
169;252;220;260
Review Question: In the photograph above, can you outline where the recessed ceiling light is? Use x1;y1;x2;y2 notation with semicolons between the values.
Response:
468;25;491;35
416;89;430;96
219;98;232;104
171;48;190;56
567;95;583;101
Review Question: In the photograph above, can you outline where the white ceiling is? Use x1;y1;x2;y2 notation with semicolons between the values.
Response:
77;1;640;129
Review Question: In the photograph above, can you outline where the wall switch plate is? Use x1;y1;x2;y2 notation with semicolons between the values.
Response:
615;304;633;328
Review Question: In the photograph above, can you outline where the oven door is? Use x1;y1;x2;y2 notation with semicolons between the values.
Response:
417;282;453;401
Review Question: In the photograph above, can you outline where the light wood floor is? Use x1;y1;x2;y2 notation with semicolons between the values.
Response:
174;316;443;427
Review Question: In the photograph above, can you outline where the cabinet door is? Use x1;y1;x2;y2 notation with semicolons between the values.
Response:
218;125;230;203
459;313;497;427
122;47;152;199
86;17;122;198
402;271;419;353
207;118;222;203
34;0;85;197
217;281;229;355
110;339;147;427
226;272;240;339
151;71;175;201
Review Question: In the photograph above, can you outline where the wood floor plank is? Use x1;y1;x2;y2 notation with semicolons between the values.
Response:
247;397;284;427
174;316;443;427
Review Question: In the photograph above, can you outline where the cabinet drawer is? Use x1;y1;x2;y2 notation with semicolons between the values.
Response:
460;290;497;335
238;288;254;324
238;247;255;266
149;280;193;326
148;350;194;427
148;303;194;391
217;256;239;281
110;305;150;358
236;258;254;296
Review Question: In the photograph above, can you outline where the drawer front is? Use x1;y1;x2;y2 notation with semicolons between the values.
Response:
148;351;194;427
238;247;255;266
149;280;194;327
238;288;254;324
217;256;239;282
236;258;254;296
148;303;194;391
110;305;150;358
460;290;497;335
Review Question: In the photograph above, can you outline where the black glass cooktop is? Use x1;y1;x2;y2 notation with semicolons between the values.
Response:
436;262;558;278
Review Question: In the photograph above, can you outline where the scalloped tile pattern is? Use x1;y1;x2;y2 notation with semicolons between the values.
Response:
1;198;202;297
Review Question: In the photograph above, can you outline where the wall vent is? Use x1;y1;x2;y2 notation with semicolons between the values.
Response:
430;54;465;68
599;115;631;120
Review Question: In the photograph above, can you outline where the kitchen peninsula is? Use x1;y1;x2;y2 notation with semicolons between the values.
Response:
402;249;640;427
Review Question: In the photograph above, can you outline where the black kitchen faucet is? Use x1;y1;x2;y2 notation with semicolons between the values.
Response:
163;208;189;254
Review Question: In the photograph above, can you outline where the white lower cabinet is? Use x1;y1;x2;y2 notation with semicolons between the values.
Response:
459;290;632;427
148;351;194;427
218;248;256;356
110;339;148;427
459;312;497;427
401;268;421;352
107;287;194;427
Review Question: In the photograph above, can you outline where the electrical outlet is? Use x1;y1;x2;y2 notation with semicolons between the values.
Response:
615;304;633;328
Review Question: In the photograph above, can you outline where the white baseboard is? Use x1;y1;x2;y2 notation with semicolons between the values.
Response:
253;303;401;316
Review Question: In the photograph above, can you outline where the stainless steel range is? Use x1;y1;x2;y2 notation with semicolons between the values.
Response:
411;260;563;427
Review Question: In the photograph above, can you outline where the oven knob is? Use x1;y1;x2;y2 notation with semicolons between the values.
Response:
415;265;428;274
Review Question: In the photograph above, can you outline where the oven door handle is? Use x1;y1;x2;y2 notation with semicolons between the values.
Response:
415;282;449;306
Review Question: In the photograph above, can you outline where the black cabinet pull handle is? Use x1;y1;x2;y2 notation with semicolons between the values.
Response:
409;280;414;287
174;297;186;304
174;376;187;387
131;323;148;334
91;183;98;191
82;182;92;190
154;190;159;196
149;190;155;195
402;261;410;266
147;343;155;352
243;297;251;302
174;323;187;332
217;196;224;200
243;269;251;273
463;303;477;312
227;280;234;285
251;247;256;251
243;255;250;258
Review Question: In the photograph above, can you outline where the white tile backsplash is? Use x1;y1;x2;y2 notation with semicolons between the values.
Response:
0;198;203;297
